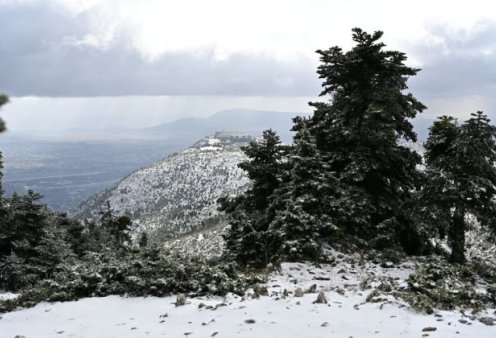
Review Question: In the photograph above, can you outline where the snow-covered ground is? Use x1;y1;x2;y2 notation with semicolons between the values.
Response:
1;261;494;338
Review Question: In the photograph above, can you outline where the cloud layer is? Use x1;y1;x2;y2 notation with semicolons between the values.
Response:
1;0;495;98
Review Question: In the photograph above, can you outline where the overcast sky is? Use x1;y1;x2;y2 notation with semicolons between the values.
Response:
1;0;496;131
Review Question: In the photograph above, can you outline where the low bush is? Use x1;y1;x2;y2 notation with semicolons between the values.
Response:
0;245;263;313
396;261;493;313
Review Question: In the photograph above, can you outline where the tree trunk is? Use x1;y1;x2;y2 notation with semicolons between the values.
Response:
449;208;466;264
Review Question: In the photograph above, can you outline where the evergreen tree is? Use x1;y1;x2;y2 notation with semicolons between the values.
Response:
424;112;496;263
1;191;47;260
0;191;76;290
270;122;336;260
29;219;76;280
301;28;426;250
138;231;149;248
98;201;132;250
220;129;291;266
0;94;7;133
59;212;88;256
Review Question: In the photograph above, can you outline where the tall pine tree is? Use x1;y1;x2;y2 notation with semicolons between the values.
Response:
220;129;291;266
270;122;336;260
301;28;426;251
424;112;496;263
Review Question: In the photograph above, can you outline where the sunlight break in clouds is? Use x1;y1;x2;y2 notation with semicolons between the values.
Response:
43;0;496;63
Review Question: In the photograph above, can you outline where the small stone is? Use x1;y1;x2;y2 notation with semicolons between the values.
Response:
313;276;331;281
214;303;227;310
175;294;187;307
198;303;206;309
244;319;256;324
184;332;192;336
294;288;304;297
458;319;468;324
479;317;495;326
313;291;328;304
321;322;329;327
253;284;268;297
305;284;317;294
14;336;26;338
381;261;394;269
422;327;437;332
211;332;218;337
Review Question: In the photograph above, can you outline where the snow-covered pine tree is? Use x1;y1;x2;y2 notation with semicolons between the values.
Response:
0;191;76;290
98;201;132;251
139;231;149;248
29;219;76;280
301;28;426;251
220;129;291;266
270;121;336;260
424;112;496;263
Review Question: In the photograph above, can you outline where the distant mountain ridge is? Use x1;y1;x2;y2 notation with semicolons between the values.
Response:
146;109;310;142
145;108;435;142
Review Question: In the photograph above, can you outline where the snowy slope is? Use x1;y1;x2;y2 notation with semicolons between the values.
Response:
72;140;249;239
1;258;494;338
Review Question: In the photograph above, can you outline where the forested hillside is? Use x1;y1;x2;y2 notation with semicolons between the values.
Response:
73;138;249;240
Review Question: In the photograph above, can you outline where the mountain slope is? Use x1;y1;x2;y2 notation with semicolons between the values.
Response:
72;141;249;240
146;109;309;142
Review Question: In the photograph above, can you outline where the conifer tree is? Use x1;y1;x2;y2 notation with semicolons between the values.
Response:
139;231;149;248
0;94;7;134
220;129;291;266
424;112;496;263
270;122;336;260
0;191;76;290
98;201;132;250
301;28;426;250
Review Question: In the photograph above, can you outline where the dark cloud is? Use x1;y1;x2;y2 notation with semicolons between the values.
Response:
408;23;496;99
0;3;320;96
1;2;496;103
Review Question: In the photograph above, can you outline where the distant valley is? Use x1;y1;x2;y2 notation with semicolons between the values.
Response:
0;109;310;210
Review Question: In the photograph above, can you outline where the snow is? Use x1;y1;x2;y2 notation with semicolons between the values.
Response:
199;146;221;151
1;261;495;338
0;293;19;301
2;293;493;338
72;146;249;238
